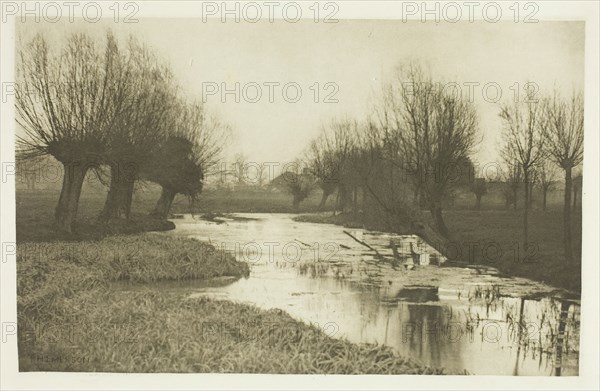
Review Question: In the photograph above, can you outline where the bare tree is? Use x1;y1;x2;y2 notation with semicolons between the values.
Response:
143;103;227;219
232;153;248;188
537;159;557;211
502;161;522;209
383;65;479;236
499;92;545;247
16;33;130;232
99;37;178;222
540;91;584;263
283;162;314;211
306;119;356;211
471;178;487;210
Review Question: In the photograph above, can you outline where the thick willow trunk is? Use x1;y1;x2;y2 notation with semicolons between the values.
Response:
429;201;448;238
151;187;177;220
55;162;89;233
318;191;330;209
100;164;136;221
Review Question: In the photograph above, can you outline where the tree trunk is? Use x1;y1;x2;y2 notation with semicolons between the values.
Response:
318;191;330;210
513;187;518;210
100;164;136;221
429;202;449;237
337;184;349;212
55;162;89;233
563;166;573;263
523;169;530;248
151;187;177;220
528;181;535;208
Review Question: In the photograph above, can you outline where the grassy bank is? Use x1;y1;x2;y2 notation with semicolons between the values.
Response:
17;205;450;373
19;289;449;374
17;235;450;374
296;208;582;293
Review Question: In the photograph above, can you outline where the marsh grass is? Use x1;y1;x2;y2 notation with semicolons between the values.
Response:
20;291;453;374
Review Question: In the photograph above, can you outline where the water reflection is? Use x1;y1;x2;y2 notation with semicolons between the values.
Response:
167;213;580;376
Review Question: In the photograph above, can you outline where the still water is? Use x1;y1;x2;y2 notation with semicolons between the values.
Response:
166;213;580;376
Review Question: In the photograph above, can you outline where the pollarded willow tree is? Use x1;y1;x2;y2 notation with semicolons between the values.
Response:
307;119;357;211
502;160;522;209
540;91;584;263
16;33;132;232
499;91;545;248
99;37;179;222
380;65;479;237
143;102;228;220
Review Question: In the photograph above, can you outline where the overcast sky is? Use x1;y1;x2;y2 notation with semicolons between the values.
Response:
17;19;584;167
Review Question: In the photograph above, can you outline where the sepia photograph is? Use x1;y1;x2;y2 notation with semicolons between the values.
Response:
1;1;598;390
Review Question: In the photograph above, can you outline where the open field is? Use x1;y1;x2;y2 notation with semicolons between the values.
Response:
16;184;333;242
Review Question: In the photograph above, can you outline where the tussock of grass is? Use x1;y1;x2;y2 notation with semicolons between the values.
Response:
18;234;249;324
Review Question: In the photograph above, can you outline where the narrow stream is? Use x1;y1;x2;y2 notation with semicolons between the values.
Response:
164;213;580;376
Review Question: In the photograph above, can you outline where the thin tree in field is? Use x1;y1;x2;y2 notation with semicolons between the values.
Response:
16;33;129;232
471;178;487;210
537;159;557;211
540;91;584;262
499;91;545;248
232;153;248;187
502;161;522;210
